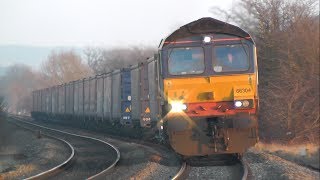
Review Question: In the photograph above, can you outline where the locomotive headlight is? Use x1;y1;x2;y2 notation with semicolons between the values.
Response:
242;100;250;107
234;99;253;108
203;36;212;43
234;101;242;108
170;101;187;112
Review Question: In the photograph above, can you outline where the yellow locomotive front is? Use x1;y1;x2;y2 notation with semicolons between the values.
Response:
158;18;259;156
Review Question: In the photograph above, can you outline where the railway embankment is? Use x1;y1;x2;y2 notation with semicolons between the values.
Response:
0;118;71;179
244;147;319;180
255;142;320;170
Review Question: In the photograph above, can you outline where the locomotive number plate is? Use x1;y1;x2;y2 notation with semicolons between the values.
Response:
234;85;254;97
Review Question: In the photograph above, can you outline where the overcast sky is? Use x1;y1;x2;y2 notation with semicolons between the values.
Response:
0;0;235;68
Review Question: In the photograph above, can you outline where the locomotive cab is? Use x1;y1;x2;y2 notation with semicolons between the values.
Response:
158;17;259;156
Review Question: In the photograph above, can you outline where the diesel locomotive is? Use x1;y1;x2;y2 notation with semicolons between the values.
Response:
158;17;259;156
31;17;259;157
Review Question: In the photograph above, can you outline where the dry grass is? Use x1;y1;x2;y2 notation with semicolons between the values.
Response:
149;154;162;163
255;142;319;156
0;164;36;179
131;162;158;180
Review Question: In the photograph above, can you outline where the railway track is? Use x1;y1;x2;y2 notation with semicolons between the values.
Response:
9;116;120;179
10;115;252;179
172;155;250;180
12;116;182;179
6;120;75;179
172;161;187;180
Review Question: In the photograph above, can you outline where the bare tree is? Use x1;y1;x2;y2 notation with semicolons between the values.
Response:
0;64;40;114
41;50;92;86
0;50;93;114
84;46;156;74
211;0;319;143
84;47;105;73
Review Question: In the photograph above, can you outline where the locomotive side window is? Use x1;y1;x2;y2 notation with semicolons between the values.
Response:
213;44;249;72
168;47;204;75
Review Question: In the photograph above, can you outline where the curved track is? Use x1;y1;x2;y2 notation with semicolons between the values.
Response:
19;116;182;179
240;157;249;180
9;116;120;179
8;120;75;180
172;161;187;180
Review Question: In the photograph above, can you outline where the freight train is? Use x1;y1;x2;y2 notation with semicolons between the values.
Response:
32;17;259;157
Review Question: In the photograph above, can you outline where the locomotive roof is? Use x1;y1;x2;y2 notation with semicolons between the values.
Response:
161;17;252;46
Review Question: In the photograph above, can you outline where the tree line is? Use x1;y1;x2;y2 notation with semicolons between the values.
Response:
212;0;319;143
0;46;156;115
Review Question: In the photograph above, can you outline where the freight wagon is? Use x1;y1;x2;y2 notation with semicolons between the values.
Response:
32;59;161;132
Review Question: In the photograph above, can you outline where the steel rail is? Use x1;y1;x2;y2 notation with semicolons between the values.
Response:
172;161;187;180
11;116;121;179
172;155;249;180
8;120;75;180
240;157;249;180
